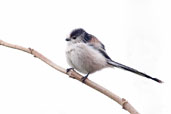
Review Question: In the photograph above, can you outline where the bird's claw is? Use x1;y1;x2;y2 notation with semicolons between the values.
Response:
66;68;74;73
81;73;89;83
81;76;88;83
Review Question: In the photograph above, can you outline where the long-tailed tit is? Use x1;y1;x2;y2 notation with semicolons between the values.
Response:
65;28;163;83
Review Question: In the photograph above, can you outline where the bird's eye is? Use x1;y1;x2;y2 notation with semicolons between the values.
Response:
72;36;77;39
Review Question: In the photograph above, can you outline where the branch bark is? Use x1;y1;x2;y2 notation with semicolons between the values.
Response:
0;40;139;114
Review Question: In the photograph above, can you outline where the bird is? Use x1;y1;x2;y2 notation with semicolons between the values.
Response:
65;28;163;83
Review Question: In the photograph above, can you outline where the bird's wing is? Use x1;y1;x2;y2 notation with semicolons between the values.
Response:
87;36;112;60
88;36;106;50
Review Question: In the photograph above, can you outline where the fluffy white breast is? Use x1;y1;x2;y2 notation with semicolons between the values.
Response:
66;43;107;74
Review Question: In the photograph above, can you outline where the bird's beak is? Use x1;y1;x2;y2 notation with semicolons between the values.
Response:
65;38;71;41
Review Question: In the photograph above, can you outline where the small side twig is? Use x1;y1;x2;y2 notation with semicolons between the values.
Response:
0;40;139;114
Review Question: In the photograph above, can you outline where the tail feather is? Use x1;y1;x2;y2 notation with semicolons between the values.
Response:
107;60;163;83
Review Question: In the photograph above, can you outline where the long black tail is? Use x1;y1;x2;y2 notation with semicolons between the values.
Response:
107;60;163;83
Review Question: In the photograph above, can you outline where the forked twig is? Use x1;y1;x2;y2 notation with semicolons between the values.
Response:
0;40;139;114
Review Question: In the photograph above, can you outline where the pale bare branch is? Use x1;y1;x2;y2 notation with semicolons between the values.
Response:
0;40;139;114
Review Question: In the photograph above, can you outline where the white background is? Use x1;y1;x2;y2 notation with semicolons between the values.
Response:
0;0;170;114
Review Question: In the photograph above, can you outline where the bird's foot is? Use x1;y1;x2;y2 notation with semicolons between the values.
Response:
81;73;89;83
66;68;74;73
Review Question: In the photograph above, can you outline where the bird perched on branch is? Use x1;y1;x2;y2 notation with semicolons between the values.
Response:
65;28;163;83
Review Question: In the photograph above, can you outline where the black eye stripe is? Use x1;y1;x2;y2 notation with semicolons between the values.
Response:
84;33;92;42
